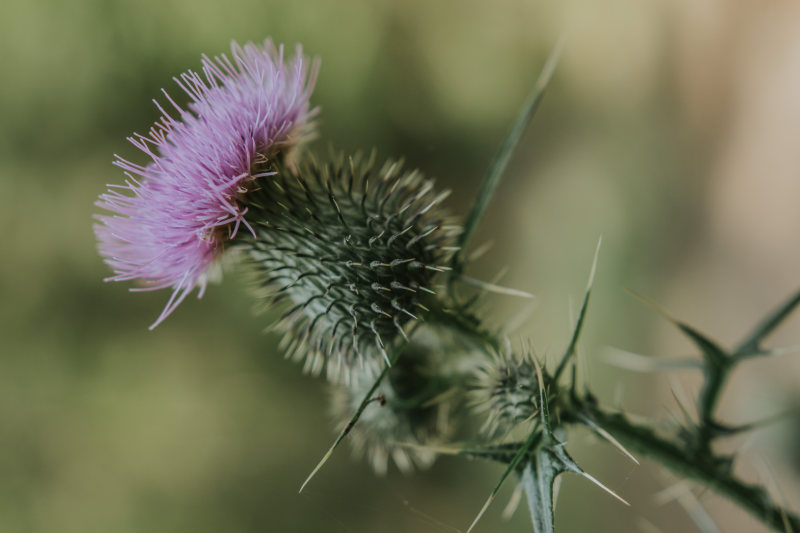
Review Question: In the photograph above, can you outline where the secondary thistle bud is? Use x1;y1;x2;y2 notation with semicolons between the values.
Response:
330;343;454;474
471;348;550;436
242;153;458;381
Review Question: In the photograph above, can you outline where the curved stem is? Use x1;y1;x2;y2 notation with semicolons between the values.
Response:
568;402;800;532
438;307;799;532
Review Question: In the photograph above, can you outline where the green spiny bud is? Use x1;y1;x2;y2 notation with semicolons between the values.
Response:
242;152;459;381
330;342;455;474
471;348;551;436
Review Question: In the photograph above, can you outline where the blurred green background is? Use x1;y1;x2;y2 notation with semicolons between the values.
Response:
3;0;800;531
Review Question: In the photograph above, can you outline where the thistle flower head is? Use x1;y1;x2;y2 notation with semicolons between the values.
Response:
95;39;318;328
330;344;454;475
244;153;459;381
471;347;551;436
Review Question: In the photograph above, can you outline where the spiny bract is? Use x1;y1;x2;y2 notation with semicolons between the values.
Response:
242;153;459;381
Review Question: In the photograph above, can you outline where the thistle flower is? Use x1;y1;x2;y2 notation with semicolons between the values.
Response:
95;39;318;328
471;347;551;436
243;153;459;381
329;343;455;474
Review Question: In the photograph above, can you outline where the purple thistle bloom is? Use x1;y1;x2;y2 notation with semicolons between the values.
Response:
95;39;319;328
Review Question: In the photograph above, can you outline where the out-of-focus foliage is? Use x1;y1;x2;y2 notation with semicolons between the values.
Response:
2;0;800;531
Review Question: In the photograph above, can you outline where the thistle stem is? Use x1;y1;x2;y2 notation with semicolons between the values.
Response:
697;358;732;446
438;300;799;532
565;401;800;532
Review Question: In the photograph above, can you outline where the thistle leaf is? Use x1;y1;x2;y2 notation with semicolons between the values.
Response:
467;423;543;533
676;323;728;368
395;439;544;464
451;37;564;274
553;237;602;382
735;289;800;358
625;289;728;367
299;349;401;492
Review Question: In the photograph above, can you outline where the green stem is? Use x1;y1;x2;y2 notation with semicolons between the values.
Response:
697;359;732;446
521;460;555;533
567;401;800;532
439;302;799;532
431;282;800;532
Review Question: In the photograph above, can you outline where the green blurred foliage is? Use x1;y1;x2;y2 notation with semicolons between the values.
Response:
2;0;798;531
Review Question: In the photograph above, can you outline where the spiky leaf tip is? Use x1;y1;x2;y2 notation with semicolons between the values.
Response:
329;342;456;474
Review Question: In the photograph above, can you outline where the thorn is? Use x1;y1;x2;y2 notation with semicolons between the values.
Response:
601;347;703;373
368;231;385;246
744;344;800;359
579;415;639;465
393;302;418;320
501;482;524;521
587;235;602;291
456;274;534;299
371;303;392;318
298;344;402;491
299;444;338;494
467;240;494;263
467;495;495;533
532;355;550;432
653;479;694;506
668;375;696;427
371;282;391;292
424;263;453;273
624;288;681;324
668;480;721;533
394;316;409;341
387;226;413;246
580;471;630;506
390;281;416;293
371;321;392;367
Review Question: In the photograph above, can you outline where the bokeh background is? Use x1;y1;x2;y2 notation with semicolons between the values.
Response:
3;0;800;531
